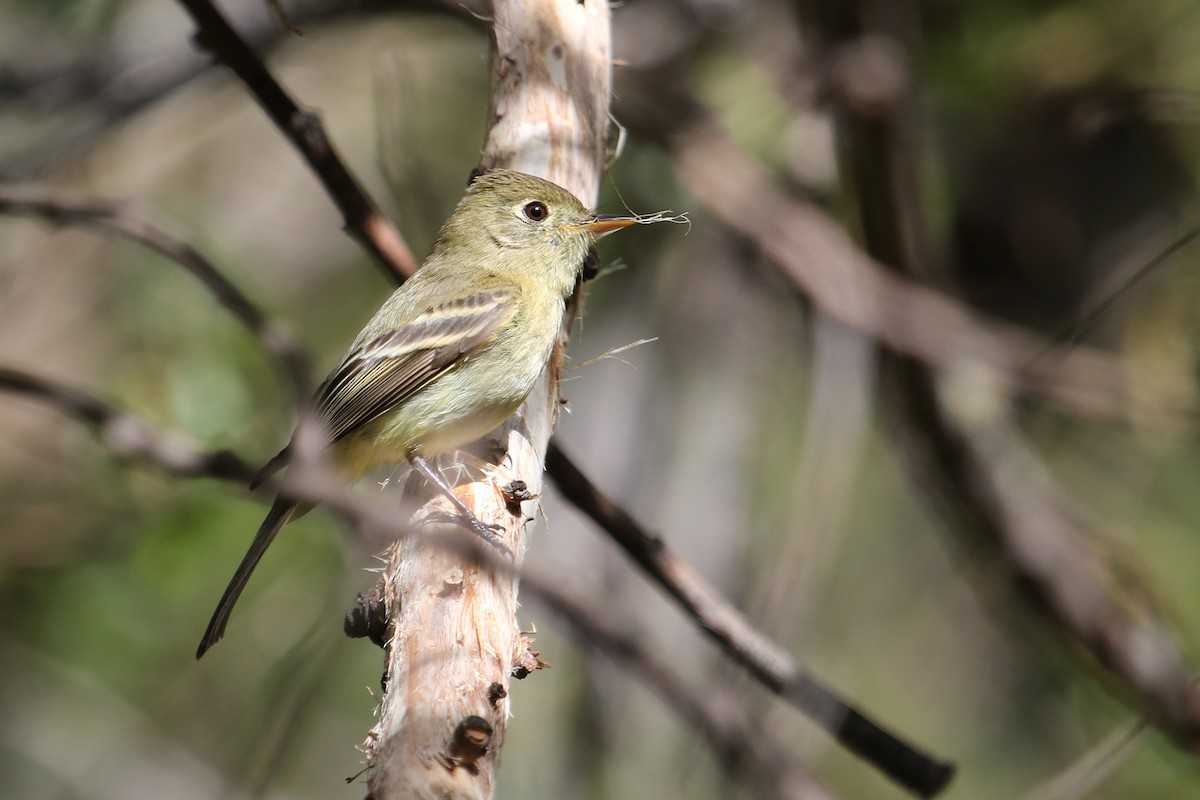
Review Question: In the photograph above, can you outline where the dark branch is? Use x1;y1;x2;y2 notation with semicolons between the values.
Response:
0;188;312;403
175;0;418;283
546;442;955;798
0;367;257;483
0;0;390;178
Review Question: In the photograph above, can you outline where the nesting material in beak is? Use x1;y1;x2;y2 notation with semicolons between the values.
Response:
572;214;641;238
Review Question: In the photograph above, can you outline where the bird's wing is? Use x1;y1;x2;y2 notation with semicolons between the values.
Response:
314;288;518;443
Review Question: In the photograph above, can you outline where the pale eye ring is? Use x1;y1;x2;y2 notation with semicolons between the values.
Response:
522;201;549;222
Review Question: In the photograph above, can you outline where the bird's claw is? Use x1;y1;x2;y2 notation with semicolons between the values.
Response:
426;511;513;557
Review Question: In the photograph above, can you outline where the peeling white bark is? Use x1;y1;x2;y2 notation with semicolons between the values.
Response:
364;1;613;797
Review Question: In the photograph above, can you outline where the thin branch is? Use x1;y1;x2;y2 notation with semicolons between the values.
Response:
948;406;1200;742
0;367;256;483
175;0;418;283
0;0;384;178
1027;222;1200;371
1016;721;1146;800
0;188;312;403
546;442;955;798
264;0;303;35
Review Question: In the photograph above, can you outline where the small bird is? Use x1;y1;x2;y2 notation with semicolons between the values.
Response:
196;170;639;659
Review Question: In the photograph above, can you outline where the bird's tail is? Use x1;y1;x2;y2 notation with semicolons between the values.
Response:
196;497;299;659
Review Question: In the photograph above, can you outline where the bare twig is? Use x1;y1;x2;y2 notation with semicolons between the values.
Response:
0;0;377;178
176;0;418;283
1016;721;1146;800
546;442;956;797
0;367;256;483
1028;222;1200;370
264;0;302;35
0;188;312;403
944;400;1200;743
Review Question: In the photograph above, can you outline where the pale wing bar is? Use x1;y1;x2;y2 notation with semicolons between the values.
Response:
315;289;518;443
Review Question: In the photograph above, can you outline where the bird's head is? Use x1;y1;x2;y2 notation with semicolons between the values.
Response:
436;169;638;292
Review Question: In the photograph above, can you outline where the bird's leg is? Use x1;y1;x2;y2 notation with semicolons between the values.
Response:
409;454;514;557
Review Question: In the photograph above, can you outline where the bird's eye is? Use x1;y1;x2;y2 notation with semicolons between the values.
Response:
522;201;549;222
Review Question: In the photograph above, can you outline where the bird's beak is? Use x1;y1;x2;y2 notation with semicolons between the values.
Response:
570;214;640;238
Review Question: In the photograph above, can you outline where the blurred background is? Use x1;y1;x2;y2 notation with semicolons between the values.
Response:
3;0;1200;797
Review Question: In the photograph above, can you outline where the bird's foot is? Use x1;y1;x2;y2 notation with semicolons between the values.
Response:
427;510;513;558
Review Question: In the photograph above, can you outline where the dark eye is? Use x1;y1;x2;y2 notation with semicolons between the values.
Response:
522;201;549;222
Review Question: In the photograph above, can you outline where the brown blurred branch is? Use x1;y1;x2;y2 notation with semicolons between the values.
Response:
176;0;418;283
823;26;1200;749
547;442;955;797
0;188;312;403
0;0;384;178
941;397;1200;743
0;367;257;482
612;70;1135;422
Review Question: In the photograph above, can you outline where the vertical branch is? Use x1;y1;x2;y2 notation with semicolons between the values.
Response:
363;1;613;797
